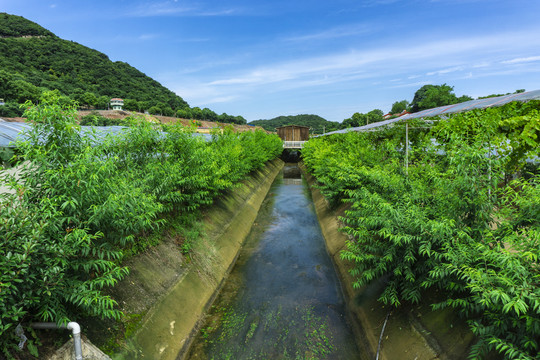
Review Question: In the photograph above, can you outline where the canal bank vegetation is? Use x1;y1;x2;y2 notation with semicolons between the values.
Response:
0;96;282;358
302;100;540;360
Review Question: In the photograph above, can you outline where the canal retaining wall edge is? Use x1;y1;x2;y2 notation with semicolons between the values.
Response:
300;162;475;360
110;159;284;360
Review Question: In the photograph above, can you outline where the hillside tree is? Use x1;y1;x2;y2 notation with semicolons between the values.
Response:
410;84;472;112
390;100;410;114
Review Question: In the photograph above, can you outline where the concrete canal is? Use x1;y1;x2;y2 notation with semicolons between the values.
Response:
186;164;361;359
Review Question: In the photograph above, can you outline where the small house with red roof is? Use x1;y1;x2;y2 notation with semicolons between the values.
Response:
110;98;124;110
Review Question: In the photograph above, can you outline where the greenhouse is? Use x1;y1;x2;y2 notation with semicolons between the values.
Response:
0;121;212;148
322;88;540;135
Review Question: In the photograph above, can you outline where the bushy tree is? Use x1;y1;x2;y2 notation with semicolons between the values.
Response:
341;112;366;128
410;84;471;113
176;108;192;119
367;109;384;124
0;102;23;117
123;98;139;111
6;78;41;103
40;89;74;108
390;100;410;114
249;114;336;131
96;95;110;109
341;110;383;128
148;105;162;115
80;91;98;108
202;107;218;121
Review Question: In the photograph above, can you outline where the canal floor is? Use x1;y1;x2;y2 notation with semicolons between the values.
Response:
187;164;361;360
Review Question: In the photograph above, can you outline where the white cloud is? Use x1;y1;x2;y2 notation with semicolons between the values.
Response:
197;9;238;16
427;66;465;76
206;31;539;90
171;82;242;106
105;33;160;44
472;61;491;68
283;24;375;42
128;2;193;16
128;1;239;17
389;80;431;89
502;56;540;64
167;28;540;110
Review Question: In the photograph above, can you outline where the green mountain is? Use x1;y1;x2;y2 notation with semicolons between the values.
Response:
249;114;340;134
0;13;245;123
0;14;186;112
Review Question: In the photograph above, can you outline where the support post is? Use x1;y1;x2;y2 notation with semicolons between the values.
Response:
405;122;409;176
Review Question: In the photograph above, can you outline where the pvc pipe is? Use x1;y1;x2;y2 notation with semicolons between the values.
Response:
31;322;83;360
67;322;83;360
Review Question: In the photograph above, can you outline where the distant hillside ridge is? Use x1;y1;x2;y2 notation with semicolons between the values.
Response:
249;114;341;133
0;13;247;124
0;13;55;37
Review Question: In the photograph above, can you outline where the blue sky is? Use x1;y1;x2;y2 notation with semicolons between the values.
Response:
2;0;540;122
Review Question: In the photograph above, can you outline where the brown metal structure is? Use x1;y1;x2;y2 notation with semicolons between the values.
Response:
275;125;310;142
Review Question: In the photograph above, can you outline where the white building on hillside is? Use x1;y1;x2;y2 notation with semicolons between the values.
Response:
110;98;124;110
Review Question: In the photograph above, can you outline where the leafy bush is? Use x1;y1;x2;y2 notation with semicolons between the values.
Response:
0;99;282;357
0;101;24;117
79;111;126;126
0;101;141;358
302;100;540;359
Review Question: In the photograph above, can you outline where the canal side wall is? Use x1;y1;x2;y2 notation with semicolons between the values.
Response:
300;163;475;360
111;159;284;360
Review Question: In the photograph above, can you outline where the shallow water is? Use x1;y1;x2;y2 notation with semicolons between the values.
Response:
187;164;361;360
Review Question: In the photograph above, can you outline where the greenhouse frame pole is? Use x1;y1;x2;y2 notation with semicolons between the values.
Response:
405;122;409;176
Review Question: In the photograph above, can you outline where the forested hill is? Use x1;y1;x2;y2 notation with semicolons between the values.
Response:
0;13;188;113
0;13;245;123
249;114;340;133
0;13;54;37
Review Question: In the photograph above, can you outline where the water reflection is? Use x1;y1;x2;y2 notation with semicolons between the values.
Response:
187;164;360;360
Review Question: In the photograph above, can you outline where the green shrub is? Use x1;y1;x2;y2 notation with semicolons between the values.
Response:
0;99;282;357
79;111;126;126
302;101;540;359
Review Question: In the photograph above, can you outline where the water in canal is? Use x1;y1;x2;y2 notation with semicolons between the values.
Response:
187;164;360;360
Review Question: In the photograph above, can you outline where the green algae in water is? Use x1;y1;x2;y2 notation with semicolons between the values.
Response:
201;305;335;360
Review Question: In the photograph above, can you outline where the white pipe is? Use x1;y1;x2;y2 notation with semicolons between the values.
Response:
31;322;83;360
67;322;83;360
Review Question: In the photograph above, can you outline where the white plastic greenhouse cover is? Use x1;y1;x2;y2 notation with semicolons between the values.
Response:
0;121;212;147
322;89;540;136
